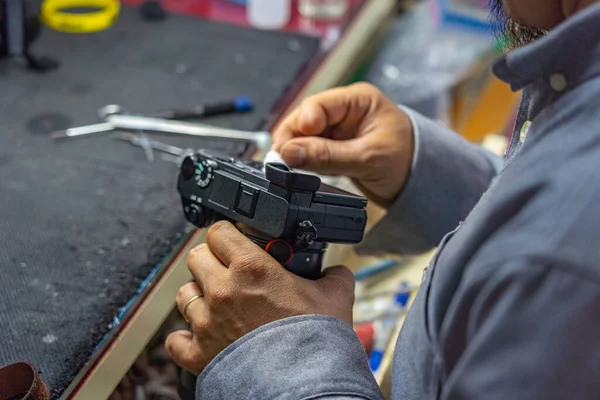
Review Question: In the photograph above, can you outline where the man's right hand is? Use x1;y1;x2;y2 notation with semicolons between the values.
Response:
272;83;415;208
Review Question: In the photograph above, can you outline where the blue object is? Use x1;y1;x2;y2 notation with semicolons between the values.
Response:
224;0;248;4
434;0;492;33
367;284;411;373
369;350;384;372
394;290;411;308
394;282;412;307
353;259;400;280
234;95;254;112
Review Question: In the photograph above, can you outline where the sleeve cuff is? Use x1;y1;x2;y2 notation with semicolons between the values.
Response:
196;315;383;400
356;108;502;256
398;105;421;173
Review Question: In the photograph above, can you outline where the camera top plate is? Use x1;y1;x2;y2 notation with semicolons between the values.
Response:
178;149;368;244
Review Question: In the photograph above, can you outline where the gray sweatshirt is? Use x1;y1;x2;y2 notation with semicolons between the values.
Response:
195;4;600;399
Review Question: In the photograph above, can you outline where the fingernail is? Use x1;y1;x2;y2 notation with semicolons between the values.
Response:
281;144;306;167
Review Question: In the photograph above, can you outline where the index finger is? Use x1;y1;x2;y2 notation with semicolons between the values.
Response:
205;221;272;270
187;243;227;295
271;106;302;151
272;85;369;150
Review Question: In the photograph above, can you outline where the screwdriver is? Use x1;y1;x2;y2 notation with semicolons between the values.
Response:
148;95;254;120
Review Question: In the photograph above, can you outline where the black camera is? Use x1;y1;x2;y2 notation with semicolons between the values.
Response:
1;0;58;71
177;149;368;280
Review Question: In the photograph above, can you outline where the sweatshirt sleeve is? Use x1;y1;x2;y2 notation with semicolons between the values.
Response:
195;315;384;400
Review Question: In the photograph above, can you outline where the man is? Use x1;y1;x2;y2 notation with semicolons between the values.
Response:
166;0;600;398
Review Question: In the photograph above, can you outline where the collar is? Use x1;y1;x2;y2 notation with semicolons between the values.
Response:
493;2;600;91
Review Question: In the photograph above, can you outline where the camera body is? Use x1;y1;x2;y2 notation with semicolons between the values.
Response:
177;149;368;280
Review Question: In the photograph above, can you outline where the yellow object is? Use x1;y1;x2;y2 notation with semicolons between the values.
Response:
41;0;120;33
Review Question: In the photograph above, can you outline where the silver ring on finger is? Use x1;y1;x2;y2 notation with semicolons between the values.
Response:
183;295;202;323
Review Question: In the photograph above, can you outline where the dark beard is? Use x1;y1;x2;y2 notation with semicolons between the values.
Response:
489;0;547;49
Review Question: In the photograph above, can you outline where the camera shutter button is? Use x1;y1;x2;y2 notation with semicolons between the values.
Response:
181;156;196;181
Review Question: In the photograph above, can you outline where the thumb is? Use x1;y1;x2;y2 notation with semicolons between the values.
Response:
165;330;202;375
280;136;365;176
319;265;355;298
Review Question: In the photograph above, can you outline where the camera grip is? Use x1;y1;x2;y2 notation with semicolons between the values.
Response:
284;250;324;280
262;239;326;280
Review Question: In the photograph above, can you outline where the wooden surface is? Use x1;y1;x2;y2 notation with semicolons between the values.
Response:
64;2;397;398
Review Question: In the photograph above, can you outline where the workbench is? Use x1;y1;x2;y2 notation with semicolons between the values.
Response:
0;1;397;398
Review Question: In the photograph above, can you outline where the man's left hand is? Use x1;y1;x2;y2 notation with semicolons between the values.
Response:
165;220;355;375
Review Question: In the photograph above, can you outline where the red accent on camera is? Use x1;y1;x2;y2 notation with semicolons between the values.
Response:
265;239;294;266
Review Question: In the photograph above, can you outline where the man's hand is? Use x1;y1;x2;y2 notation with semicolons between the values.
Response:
165;221;355;376
272;82;415;208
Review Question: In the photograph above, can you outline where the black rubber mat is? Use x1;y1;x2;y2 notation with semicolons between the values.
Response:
0;5;319;397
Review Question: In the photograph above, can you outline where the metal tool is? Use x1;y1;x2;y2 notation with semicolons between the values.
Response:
53;104;272;150
112;132;193;166
137;132;155;163
98;104;127;120
103;107;156;163
97;97;253;121
106;115;271;149
50;104;126;139
52;121;114;138
149;95;253;120
113;132;191;156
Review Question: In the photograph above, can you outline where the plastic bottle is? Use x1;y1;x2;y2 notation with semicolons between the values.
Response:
368;288;411;373
247;0;291;30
